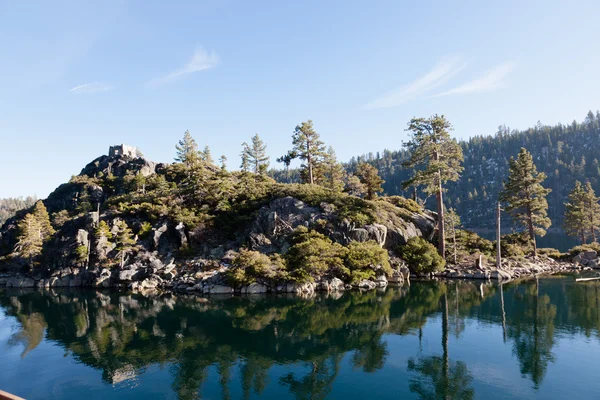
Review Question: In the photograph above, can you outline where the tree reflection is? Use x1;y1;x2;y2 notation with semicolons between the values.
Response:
407;291;474;399
280;355;341;400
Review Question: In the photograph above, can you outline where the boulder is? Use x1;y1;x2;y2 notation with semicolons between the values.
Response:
490;269;512;281
118;267;139;281
175;222;188;248
375;274;388;287
356;280;377;290
242;283;268;294
329;277;345;291
207;285;234;294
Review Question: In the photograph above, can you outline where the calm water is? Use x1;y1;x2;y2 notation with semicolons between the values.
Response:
2;277;600;399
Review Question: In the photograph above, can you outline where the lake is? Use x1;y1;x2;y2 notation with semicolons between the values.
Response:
1;277;600;399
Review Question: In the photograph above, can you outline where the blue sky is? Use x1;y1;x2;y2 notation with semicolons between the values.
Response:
2;0;600;198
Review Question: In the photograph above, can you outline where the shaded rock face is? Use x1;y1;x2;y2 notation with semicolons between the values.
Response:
80;154;159;180
248;196;435;253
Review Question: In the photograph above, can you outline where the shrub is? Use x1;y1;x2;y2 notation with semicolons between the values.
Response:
345;241;392;283
226;249;289;287
397;237;445;274
499;232;532;257
569;242;600;256
286;227;348;283
137;221;153;239
537;247;563;259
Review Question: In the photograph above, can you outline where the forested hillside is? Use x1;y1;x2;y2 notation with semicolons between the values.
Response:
345;111;600;230
0;197;37;226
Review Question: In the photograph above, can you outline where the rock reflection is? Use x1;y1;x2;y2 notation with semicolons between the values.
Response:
2;277;597;399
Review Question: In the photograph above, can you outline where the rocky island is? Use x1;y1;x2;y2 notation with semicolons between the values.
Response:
0;137;580;295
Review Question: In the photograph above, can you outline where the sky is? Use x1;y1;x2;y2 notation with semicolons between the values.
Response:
2;0;600;198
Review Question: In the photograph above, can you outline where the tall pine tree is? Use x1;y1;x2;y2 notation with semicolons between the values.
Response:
564;181;587;244
500;147;551;257
403;115;464;257
355;163;384;200
244;134;269;175
290;120;326;184
175;130;200;166
32;200;54;242
584;181;600;242
14;213;43;265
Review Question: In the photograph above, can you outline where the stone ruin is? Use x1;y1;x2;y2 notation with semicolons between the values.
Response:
108;144;138;158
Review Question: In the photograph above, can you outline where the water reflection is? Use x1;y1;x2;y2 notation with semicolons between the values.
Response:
1;277;600;399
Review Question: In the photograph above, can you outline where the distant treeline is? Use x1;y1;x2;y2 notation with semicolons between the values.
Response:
0;197;37;226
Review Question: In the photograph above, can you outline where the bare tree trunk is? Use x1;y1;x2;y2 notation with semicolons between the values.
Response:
437;177;445;258
307;141;313;184
527;207;537;257
497;202;502;268
452;224;457;265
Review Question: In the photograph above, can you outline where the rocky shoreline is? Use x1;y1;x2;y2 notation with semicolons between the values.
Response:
1;251;589;295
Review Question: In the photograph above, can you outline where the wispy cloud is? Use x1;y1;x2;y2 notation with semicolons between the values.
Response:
69;82;113;94
433;62;516;97
363;56;468;109
149;48;219;86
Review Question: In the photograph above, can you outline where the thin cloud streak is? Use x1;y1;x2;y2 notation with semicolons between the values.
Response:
69;82;113;94
363;56;468;109
149;48;219;86
433;62;516;97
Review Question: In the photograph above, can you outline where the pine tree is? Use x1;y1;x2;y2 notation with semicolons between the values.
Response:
175;130;200;166
14;213;43;265
500;148;552;257
355;163;384;200
32;200;54;241
564;181;587;244
403;115;464;257
444;208;461;264
201;145;213;164
320;147;345;192
94;220;113;263
345;174;367;197
584;181;600;243
219;155;227;170
276;151;297;183
240;143;251;172
244;133;269;175
290;120;326;184
114;220;135;268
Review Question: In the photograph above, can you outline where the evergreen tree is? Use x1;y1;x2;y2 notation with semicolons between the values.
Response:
175;130;200;166
444;208;461;264
564;181;587;244
355;163;384;200
584;181;600;242
403;115;464;257
201;145;213;164
244;133;270;175
500;148;552;257
276;151;297;183
114;220;135;268
345;174;367;197
94;220;113;263
320;147;345;192
32;200;54;241
290;120;326;184
14;213;43;265
240;143;251;172
219;155;227;170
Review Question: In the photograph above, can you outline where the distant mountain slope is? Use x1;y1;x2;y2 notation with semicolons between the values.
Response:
347;111;600;230
0;197;37;226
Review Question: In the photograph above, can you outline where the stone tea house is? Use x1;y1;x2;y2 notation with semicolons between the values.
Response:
108;144;137;158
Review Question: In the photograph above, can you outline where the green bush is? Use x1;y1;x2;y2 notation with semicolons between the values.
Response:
397;237;445;274
499;232;532;257
286;227;348;283
137;221;153;238
569;242;600;256
537;247;563;259
225;249;289;287
345;241;391;283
